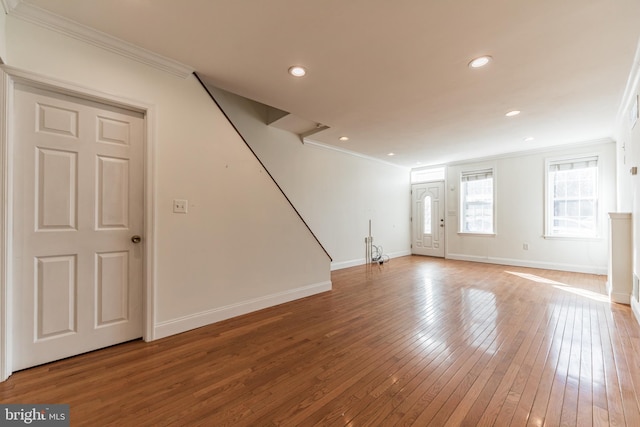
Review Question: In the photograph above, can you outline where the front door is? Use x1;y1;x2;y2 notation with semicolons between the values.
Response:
412;181;445;257
12;83;144;370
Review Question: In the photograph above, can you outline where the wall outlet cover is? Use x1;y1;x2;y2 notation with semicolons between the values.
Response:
173;199;188;213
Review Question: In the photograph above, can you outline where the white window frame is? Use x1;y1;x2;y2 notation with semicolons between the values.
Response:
544;154;599;239
459;167;496;235
411;166;446;184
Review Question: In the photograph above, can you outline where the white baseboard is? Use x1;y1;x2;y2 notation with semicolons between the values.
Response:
331;258;364;271
389;249;413;258
153;280;332;339
609;291;631;305
632;297;640;325
604;281;631;304
446;253;608;275
330;249;412;271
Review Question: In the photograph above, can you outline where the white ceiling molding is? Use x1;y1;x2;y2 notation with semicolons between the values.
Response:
7;1;193;78
445;137;614;168
12;1;640;167
303;139;409;171
1;0;19;13
307;134;613;172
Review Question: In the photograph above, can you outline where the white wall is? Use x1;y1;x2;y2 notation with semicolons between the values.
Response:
446;141;616;274
614;42;640;320
208;86;411;270
0;4;6;63
3;17;331;340
208;83;616;276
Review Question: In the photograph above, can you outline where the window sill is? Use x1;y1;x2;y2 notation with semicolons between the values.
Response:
457;232;496;237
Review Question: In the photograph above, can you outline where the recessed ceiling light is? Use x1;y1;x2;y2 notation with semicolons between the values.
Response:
288;66;306;77
387;152;395;156
505;110;521;117
469;55;492;68
524;136;535;142
339;136;349;141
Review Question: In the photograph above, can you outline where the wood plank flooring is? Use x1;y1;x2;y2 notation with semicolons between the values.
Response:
2;256;640;426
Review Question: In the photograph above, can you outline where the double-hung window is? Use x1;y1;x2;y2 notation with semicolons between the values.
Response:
546;156;598;238
460;168;494;234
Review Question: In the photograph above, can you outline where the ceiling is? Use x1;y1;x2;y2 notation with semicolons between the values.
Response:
16;0;640;168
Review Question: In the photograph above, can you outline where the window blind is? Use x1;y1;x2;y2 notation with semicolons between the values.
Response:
461;169;493;182
548;156;598;172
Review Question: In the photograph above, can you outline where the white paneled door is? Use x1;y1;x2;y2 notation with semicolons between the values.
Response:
412;181;445;257
13;84;144;370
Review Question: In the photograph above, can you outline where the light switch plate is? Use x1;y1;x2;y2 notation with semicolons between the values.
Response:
173;199;187;213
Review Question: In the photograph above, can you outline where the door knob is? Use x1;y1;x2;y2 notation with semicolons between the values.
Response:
131;235;142;244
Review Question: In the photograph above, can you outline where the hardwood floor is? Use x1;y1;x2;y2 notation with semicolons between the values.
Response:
2;256;640;426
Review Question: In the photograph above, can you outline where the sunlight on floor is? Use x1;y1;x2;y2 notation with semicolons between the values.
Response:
550;285;610;302
505;271;609;303
504;271;566;286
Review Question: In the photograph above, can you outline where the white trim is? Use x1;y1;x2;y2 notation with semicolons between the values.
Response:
1;0;17;14
304;139;409;170
389;249;415;259
616;36;640;130
632;297;640;326
411;164;448;173
544;152;602;165
445;138;614;168
544;152;601;239
154;281;332;339
331;258;364;271
446;253;607;275
0;68;11;381
310;137;614;172
143;97;157;342
307;136;612;171
458;163;496;235
330;250;412;271
609;212;632;220
411;181;447;257
410;166;447;183
607;280;631;305
0;66;157;380
6;2;193;79
1;65;149;113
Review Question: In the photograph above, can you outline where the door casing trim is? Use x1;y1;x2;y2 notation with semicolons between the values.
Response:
411;180;446;258
0;65;157;381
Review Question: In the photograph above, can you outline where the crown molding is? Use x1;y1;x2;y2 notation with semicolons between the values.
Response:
305;136;613;171
1;0;18;14
444;137;614;168
303;139;409;170
7;1;193;78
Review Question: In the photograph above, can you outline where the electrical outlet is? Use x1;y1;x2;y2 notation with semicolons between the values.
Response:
173;199;187;213
523;243;529;250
